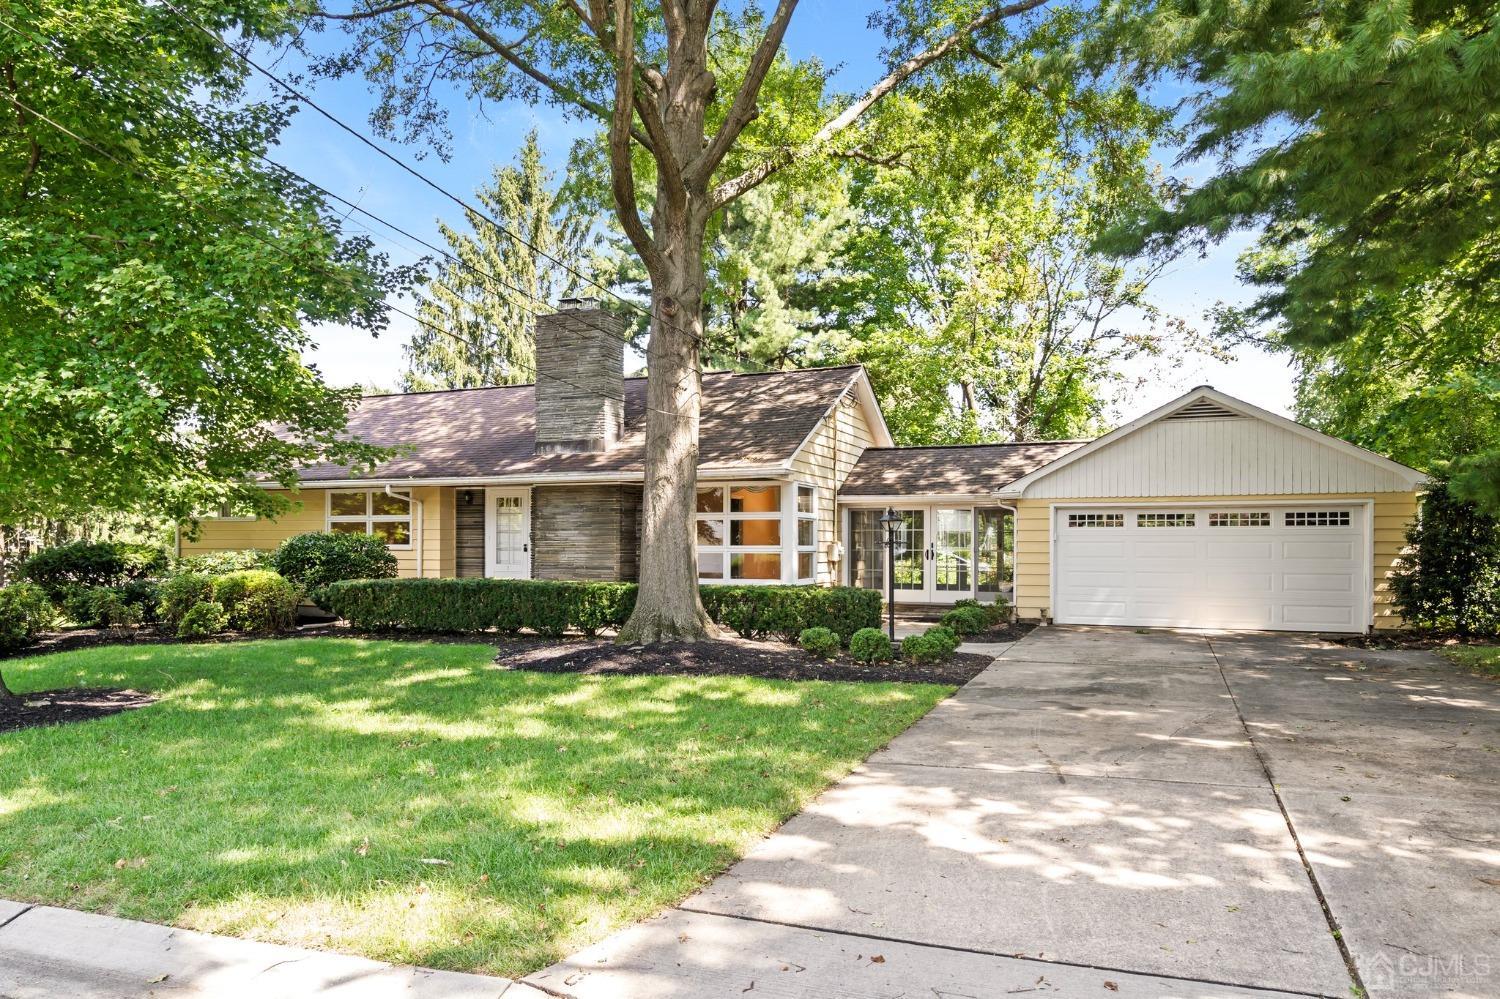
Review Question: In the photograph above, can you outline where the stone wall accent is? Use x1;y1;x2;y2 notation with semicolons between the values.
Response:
454;488;485;578
534;301;626;454
532;484;642;582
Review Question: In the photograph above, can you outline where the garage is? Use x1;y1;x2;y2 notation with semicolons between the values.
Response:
1052;505;1368;631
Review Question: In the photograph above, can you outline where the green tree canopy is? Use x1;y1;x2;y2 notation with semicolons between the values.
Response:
0;0;411;523
405;131;598;390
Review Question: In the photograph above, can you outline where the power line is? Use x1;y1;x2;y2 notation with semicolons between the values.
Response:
158;0;758;366
2;90;702;422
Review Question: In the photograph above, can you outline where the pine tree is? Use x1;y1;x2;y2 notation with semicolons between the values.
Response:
403;133;595;390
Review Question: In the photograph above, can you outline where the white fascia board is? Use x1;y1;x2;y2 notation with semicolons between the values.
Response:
837;493;994;506
261;464;793;490
996;386;1427;498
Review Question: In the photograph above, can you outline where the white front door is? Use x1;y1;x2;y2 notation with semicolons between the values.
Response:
1053;505;1367;632
484;488;531;579
851;505;978;604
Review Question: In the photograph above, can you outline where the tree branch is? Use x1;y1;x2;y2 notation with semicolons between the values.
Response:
708;0;1050;211
607;0;663;274
690;0;798;186
318;0;656;149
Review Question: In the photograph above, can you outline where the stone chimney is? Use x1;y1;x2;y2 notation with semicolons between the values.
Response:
534;298;626;454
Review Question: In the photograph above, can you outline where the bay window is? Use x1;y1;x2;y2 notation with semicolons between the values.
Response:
696;483;783;582
327;489;412;547
795;484;817;581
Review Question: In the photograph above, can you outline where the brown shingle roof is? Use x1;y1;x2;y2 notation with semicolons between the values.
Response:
294;366;863;482
840;441;1090;497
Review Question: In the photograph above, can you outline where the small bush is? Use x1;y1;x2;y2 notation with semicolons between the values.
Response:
212;570;300;633
271;532;399;595
61;582;159;627
848;627;892;664
940;605;989;636
902;625;960;665
0;583;57;653
177;600;229;639
173;549;270;576
799;626;841;659
158;573;215;628
953;597;1009;627
20;541;169;597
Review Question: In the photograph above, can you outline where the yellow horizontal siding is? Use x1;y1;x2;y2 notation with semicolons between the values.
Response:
790;396;876;584
1014;492;1420;631
183;486;453;579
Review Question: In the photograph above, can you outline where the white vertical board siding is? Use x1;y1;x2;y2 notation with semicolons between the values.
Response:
790;394;876;583
1023;418;1411;498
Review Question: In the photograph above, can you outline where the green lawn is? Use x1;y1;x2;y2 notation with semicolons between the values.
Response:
1442;644;1500;676
0;638;947;976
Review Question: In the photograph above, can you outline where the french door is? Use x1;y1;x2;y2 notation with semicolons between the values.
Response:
483;488;531;579
849;505;977;604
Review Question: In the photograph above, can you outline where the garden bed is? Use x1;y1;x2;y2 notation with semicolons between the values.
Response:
494;634;995;685
0;687;155;733
1331;631;1490;651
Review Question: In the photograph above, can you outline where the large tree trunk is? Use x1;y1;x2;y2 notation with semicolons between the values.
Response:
618;214;718;642
0;668;15;702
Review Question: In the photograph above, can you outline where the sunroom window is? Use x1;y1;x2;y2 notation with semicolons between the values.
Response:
796;484;817;581
697;483;782;581
328;490;412;547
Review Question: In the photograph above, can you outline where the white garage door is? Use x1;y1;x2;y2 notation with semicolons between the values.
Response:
1053;506;1367;632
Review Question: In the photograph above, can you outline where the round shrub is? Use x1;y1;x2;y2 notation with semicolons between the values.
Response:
20;541;169;597
177;600;229;639
212;570;300;633
940;605;988;636
953;597;1008;627
271;532;398;594
925;625;960;654
158;573;215;628
849;627;893;664
900;632;948;665
799;626;841;659
0;583;57;653
173;549;271;576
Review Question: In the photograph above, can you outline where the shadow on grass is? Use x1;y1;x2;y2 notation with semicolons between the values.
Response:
0;638;945;976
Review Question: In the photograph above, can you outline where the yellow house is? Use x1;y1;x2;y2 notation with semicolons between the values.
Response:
188;303;1424;633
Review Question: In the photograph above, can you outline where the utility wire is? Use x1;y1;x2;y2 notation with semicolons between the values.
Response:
3;90;702;422
158;0;763;368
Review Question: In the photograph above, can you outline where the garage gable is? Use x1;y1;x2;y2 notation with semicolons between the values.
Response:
1001;387;1425;500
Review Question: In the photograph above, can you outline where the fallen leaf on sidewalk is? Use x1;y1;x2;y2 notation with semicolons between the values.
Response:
147;974;169;984
870;955;885;964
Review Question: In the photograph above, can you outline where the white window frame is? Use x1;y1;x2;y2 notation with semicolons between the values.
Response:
794;482;818;582
325;489;414;550
695;481;788;585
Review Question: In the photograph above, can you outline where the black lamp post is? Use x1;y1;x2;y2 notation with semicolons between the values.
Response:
879;507;903;642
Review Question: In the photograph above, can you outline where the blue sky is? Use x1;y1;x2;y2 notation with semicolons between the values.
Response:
262;1;1295;419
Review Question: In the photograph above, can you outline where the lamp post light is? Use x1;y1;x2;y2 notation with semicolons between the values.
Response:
878;507;903;643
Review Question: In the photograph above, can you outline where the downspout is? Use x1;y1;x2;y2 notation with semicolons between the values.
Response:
385;485;423;578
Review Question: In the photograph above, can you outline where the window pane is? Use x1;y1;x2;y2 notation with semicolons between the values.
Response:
797;551;815;580
848;509;884;591
731;518;781;546
797;518;815;547
730;484;780;513
696;519;725;546
330;521;366;535
330;491;367;516
695;487;724;513
697;551;725;579
731;552;780;580
372;521;410;545
371;492;409;516
796;485;814;513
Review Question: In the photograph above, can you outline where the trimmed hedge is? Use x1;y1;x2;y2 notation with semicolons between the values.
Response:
20;541;169;597
321;579;881;641
271;532;398;596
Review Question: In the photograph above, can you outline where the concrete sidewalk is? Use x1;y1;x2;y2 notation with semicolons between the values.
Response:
0;901;545;999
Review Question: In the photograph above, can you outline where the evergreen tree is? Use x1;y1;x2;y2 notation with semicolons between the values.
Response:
404;132;596;391
1392;482;1500;637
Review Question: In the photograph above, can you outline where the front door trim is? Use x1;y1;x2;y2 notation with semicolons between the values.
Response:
483;487;532;579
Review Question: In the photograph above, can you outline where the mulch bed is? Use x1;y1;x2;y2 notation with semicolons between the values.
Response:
493;635;996;685
0;688;156;733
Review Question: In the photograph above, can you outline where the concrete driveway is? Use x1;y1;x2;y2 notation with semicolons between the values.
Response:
530;626;1500;999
